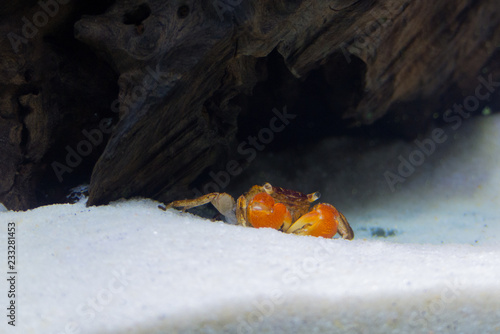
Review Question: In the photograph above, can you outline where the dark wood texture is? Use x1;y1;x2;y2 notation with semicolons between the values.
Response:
0;0;499;210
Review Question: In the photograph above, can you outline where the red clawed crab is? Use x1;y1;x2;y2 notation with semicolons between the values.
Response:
160;183;354;239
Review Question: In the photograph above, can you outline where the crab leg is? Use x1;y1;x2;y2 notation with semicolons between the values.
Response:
236;195;249;226
336;211;354;240
160;193;237;224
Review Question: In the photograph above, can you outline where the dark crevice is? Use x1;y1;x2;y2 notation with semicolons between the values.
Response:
177;5;190;19
236;50;367;152
17;85;40;97
19;124;30;156
16;98;33;156
123;3;151;25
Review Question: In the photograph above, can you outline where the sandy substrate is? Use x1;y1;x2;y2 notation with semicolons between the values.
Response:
1;113;500;333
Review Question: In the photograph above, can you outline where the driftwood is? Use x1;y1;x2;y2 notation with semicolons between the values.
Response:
0;0;499;210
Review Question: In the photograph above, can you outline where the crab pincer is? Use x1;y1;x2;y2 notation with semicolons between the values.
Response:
247;192;292;230
286;203;341;238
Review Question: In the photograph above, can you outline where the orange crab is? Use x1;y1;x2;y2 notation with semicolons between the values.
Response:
160;183;354;239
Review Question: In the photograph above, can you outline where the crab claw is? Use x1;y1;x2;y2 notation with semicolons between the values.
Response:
248;192;292;230
286;203;340;238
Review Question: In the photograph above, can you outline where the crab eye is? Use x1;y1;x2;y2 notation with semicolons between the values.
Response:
308;191;321;202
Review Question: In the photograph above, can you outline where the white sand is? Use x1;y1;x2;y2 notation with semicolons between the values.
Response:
1;113;500;333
